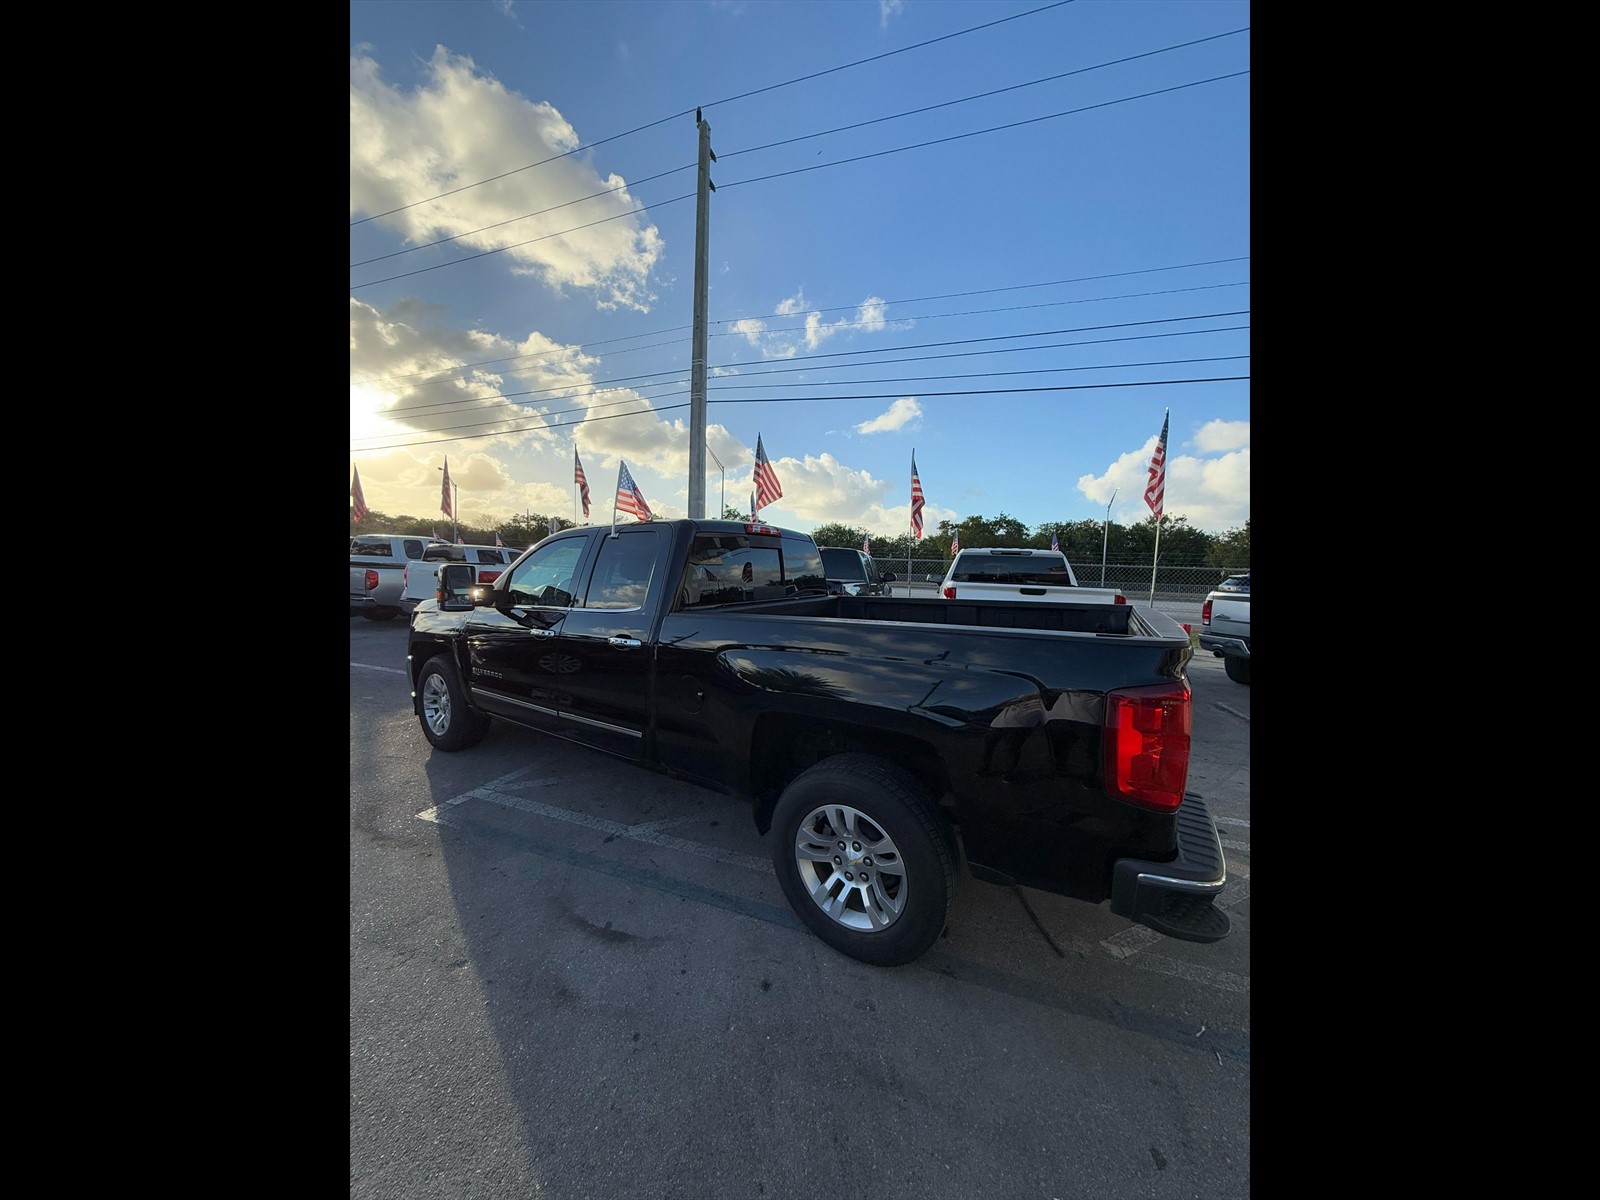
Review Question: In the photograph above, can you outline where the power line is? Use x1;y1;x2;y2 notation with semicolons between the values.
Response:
351;0;1077;226
350;194;695;289
716;281;1246;342
719;71;1251;192
353;373;1245;452
360;310;1250;419
351;70;1247;290
353;256;1248;386
719;27;1248;160
355;354;1248;438
350;164;695;267
357;321;1251;429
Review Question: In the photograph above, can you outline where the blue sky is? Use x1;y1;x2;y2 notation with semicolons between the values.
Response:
350;0;1249;538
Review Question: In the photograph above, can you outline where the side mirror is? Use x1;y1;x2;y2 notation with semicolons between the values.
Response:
438;563;477;611
882;572;897;582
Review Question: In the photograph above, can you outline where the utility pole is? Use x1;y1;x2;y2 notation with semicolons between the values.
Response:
687;108;715;518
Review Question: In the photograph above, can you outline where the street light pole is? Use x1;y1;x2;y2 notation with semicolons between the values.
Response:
707;446;725;517
1100;488;1117;587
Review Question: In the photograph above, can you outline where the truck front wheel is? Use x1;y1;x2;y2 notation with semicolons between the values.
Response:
1224;655;1251;685
771;753;956;967
417;654;491;751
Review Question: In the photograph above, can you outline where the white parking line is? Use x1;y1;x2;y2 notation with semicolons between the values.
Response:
420;771;771;873
1214;702;1250;722
352;662;407;675
1214;816;1250;829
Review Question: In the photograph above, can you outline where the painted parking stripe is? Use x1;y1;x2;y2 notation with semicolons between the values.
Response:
421;774;771;874
1214;816;1250;829
352;662;407;675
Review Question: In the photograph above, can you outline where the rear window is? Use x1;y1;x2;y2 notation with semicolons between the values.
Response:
819;548;866;582
952;551;1076;586
676;533;827;609
351;536;416;559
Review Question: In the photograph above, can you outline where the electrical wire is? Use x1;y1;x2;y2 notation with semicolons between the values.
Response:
350;0;1077;225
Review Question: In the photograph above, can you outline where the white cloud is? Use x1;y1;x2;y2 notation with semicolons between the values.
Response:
350;46;664;311
880;1;904;30
855;397;922;434
1075;420;1250;532
729;291;909;358
1192;418;1250;454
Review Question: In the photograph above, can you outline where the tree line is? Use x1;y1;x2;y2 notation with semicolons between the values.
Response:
351;508;1249;570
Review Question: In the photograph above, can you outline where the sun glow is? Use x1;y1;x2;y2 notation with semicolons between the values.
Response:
350;384;400;442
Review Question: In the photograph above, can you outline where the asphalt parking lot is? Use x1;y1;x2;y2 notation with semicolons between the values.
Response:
351;612;1250;1199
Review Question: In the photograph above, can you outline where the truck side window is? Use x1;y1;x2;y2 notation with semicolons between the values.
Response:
584;530;661;610
403;539;426;560
503;538;587;608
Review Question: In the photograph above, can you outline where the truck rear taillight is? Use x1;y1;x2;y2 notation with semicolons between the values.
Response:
365;569;379;592
1114;594;1126;604
943;586;956;599
1103;682;1191;813
1201;598;1213;627
477;570;501;584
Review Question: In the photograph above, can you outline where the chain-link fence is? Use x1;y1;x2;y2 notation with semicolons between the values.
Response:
880;558;1248;604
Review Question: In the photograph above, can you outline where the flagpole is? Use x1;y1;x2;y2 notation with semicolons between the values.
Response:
907;448;914;588
1149;518;1162;605
612;461;620;539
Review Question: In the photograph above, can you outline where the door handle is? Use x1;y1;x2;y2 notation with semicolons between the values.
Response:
528;627;556;638
608;637;643;649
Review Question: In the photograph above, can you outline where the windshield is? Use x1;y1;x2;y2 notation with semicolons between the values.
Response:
820;548;866;581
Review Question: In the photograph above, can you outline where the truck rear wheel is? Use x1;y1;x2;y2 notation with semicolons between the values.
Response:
771;753;956;967
1224;655;1251;685
417;654;491;751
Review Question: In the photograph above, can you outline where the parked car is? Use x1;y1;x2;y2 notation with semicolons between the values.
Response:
350;533;449;620
405;519;1228;966
818;546;894;596
1215;573;1250;593
1200;580;1251;685
938;547;1125;604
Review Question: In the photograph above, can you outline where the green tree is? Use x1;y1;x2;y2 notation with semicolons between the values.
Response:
811;522;868;548
1205;520;1249;570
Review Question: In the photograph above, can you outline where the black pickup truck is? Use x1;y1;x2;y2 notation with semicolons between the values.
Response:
407;519;1229;966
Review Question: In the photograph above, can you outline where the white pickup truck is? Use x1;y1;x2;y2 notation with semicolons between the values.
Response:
938;548;1126;604
351;533;445;621
398;543;520;616
1199;573;1250;684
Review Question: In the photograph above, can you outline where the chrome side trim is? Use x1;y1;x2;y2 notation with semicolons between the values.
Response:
559;710;642;738
470;689;559;720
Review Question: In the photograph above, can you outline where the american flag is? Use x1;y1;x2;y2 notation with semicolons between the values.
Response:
440;457;454;518
910;453;925;540
1051;529;1060;552
615;460;652;521
862;535;870;555
950;529;959;554
574;448;591;518
753;434;783;511
350;466;368;523
495;531;503;547
1144;411;1169;520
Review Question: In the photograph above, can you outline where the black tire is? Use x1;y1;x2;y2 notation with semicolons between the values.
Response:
771;753;956;967
416;654;491;751
1224;655;1251;685
362;606;401;622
